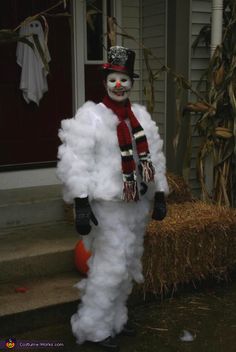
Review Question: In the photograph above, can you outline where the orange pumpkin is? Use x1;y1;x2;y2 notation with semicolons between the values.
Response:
74;240;91;275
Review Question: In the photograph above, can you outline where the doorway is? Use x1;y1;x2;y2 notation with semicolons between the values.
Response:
0;0;72;169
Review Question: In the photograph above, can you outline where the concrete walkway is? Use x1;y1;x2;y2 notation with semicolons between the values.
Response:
2;278;236;352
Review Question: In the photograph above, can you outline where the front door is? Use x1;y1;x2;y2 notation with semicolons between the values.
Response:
0;0;72;169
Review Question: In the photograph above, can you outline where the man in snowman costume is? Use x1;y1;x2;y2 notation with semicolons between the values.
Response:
57;46;168;350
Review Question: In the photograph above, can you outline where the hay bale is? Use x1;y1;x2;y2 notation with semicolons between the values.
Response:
143;201;236;295
167;172;193;203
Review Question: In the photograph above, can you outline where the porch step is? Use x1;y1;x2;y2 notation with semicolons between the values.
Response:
0;271;81;336
0;222;78;283
0;185;65;229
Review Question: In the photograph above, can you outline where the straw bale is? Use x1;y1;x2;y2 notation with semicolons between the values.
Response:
143;201;236;295
166;172;193;203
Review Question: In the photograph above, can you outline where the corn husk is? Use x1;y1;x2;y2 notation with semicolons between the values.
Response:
185;102;215;114
215;127;233;139
213;63;225;86
167;172;193;203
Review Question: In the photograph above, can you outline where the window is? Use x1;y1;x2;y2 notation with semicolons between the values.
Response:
85;0;113;63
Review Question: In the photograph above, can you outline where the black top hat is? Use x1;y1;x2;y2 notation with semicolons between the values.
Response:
102;46;139;78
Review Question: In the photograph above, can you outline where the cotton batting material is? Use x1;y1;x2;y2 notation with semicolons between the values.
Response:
57;100;169;345
71;198;151;343
57;101;169;203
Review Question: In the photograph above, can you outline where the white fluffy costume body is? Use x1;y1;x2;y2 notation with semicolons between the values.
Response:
58;101;168;203
57;101;168;344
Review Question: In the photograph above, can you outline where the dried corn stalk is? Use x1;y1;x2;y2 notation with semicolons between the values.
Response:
186;1;236;206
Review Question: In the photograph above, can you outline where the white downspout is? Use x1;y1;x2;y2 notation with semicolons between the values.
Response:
205;0;223;199
211;0;223;56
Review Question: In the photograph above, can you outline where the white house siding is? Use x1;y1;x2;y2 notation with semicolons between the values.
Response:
121;0;142;103
189;0;211;195
141;0;167;142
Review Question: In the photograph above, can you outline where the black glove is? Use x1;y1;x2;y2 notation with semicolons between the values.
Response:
74;197;98;235
152;192;167;221
140;182;148;195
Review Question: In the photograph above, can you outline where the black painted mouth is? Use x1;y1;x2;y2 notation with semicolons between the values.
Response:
109;89;129;96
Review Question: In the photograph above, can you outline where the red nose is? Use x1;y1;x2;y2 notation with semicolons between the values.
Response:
115;81;121;88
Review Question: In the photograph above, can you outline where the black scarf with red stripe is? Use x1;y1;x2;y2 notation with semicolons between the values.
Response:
102;95;155;201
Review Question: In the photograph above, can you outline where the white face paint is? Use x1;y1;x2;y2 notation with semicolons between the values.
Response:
106;72;132;102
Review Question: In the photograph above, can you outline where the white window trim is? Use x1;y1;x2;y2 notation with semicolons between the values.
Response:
72;0;85;112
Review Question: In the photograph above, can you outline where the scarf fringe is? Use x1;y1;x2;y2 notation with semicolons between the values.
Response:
123;180;139;202
140;161;155;183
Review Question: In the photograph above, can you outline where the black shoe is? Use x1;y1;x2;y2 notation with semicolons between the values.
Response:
96;336;120;351
121;323;136;336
